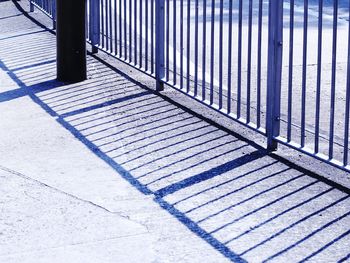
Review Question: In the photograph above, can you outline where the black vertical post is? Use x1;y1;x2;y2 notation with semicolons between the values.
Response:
56;0;87;82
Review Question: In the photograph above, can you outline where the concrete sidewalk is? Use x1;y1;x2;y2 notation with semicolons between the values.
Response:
0;1;349;262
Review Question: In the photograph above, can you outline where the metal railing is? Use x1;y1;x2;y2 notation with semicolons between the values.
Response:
274;0;350;172
29;0;56;29
30;0;350;174
87;0;270;131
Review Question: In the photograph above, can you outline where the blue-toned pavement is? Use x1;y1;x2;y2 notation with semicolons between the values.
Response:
0;1;349;263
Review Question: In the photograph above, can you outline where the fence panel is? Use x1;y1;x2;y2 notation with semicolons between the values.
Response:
275;0;350;172
29;0;350;173
87;0;157;77
161;0;270;134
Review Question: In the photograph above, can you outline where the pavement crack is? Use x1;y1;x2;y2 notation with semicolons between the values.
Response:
0;232;151;257
0;165;150;230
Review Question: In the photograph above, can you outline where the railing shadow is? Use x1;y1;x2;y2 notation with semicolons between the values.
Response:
1;4;350;262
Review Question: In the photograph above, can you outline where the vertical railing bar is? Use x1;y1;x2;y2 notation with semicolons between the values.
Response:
166;0;170;81
180;0;184;89
329;0;338;160
145;0;149;71
186;0;191;93
129;0;132;62
90;0;100;54
266;0;283;150
52;0;53;18
105;0;108;50
257;0;263;127
52;0;56;29
237;0;242;118
139;0;143;68
134;0;137;65
343;5;350;167
218;0;223;109
209;0;215;105
119;0;123;57
114;0;117;55
155;0;165;91
301;0;308;148
88;0;91;40
344;7;350;166
89;0;94;42
30;0;34;12
194;0;199;97
227;0;233;114
202;0;207;101
106;0;109;51
315;0;323;153
287;0;295;142
107;0;114;54
173;0;177;85
247;0;253;122
124;0;127;59
109;0;113;51
85;0;87;39
101;0;105;48
151;0;154;73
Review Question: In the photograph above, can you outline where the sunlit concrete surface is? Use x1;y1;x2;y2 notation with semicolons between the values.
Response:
0;1;349;262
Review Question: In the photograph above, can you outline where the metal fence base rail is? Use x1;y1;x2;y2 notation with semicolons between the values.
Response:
30;0;350;174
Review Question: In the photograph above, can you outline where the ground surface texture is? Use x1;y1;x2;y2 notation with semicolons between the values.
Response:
0;1;349;263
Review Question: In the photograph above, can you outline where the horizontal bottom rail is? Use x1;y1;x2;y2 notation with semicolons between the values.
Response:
274;136;350;173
